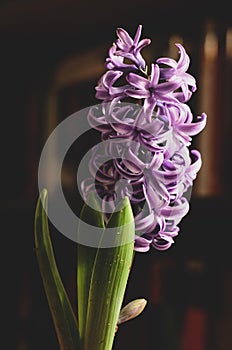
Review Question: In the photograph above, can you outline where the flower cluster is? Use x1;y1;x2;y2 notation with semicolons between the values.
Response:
82;25;207;252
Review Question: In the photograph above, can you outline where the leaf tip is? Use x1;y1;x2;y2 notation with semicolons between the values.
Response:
40;188;48;204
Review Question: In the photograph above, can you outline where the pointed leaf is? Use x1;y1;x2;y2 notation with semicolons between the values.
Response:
34;188;80;350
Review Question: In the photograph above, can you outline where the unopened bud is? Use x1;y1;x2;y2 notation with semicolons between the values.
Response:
117;298;147;325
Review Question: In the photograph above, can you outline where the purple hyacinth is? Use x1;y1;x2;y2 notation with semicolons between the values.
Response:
82;25;207;252
106;24;151;71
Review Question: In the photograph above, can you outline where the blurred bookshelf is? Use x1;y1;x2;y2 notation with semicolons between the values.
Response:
0;2;232;349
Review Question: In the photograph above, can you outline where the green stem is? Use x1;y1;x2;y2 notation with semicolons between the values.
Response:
77;192;105;343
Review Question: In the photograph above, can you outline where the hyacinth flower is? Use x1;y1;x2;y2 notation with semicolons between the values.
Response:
34;25;206;350
84;24;207;252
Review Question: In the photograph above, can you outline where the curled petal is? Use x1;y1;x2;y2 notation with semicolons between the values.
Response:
135;210;156;231
178;113;207;136
103;70;123;87
156;57;177;69
175;43;190;73
152;237;173;251
134;235;152;252
161;197;189;222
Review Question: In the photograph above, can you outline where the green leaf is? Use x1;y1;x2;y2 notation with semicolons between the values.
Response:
34;188;80;350
77;192;105;342
83;197;135;350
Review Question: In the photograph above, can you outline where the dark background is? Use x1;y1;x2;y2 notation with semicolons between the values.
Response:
1;1;232;349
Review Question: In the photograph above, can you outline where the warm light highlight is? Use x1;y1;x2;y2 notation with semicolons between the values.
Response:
204;30;218;61
226;27;232;59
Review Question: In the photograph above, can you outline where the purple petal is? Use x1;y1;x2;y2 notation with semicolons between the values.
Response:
161;197;189;222
135;210;156;231
156;57;177;68
156;81;180;94
152;237;173;250
178;113;207;136
187;150;202;176
103;70;123;87
134;235;152;252
136;38;151;52
116;27;133;48
133;24;142;46
127;72;150;90
175;43;190;72
150;63;160;86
